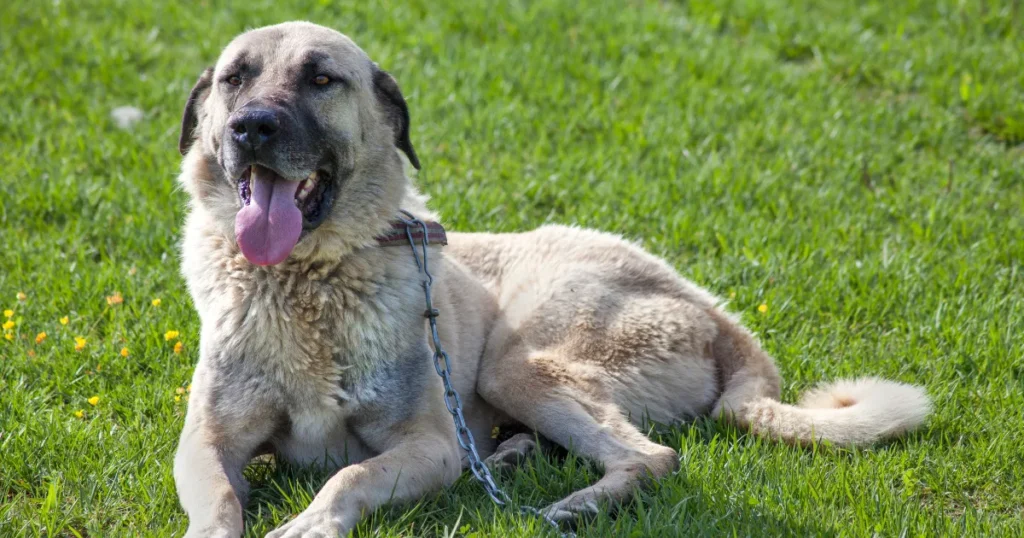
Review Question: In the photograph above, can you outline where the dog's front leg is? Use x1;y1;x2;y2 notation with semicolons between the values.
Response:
266;417;461;538
175;382;277;538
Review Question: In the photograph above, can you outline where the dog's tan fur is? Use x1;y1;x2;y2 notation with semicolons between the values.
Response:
173;22;932;537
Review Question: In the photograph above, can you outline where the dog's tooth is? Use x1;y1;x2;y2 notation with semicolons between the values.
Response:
295;177;317;204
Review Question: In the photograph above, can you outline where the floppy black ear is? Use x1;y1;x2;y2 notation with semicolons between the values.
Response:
178;67;214;156
372;66;420;170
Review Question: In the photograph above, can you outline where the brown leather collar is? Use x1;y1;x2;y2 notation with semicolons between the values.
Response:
375;218;448;247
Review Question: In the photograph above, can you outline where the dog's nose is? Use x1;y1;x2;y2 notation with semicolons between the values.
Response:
228;108;280;151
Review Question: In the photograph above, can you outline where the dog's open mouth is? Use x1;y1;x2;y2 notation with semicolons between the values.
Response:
238;166;334;225
234;165;335;266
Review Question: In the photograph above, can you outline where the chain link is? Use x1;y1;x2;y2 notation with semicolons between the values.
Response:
396;211;571;537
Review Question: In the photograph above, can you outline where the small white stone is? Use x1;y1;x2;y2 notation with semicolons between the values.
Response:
111;106;145;130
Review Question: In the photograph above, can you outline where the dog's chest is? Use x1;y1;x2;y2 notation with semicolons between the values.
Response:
274;394;374;467
201;254;420;464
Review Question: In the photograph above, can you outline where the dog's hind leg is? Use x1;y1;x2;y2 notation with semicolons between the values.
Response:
477;347;680;525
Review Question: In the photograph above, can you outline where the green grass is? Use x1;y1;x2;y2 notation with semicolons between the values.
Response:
2;0;1023;536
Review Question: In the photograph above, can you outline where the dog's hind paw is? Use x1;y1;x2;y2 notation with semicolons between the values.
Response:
484;433;538;473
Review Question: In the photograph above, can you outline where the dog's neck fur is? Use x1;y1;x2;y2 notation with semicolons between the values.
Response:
179;150;442;388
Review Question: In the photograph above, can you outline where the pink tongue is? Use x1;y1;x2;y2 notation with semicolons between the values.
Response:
235;166;303;266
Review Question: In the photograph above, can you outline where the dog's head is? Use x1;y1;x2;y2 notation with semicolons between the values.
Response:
179;22;418;265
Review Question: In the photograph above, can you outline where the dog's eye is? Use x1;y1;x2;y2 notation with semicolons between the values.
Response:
227;75;242;87
313;74;331;86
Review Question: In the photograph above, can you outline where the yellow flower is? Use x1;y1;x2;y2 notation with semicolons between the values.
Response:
174;395;181;403
74;409;84;418
74;336;87;352
173;341;184;354
2;320;14;330
729;291;736;299
3;333;12;341
151;298;162;307
186;384;191;393
175;386;186;395
120;347;129;357
106;292;124;306
35;332;46;344
60;316;69;326
3;309;12;318
164;330;179;341
87;396;100;406
16;292;26;302
758;303;769;314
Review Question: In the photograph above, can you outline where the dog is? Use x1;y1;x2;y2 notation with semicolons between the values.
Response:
172;21;932;537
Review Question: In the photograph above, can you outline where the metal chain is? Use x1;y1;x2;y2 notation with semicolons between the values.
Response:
396;210;571;538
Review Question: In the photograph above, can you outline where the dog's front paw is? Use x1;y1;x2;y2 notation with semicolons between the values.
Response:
540;496;600;529
265;508;348;538
184;524;241;538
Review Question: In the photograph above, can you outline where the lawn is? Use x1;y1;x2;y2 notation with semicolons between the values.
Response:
1;0;1022;536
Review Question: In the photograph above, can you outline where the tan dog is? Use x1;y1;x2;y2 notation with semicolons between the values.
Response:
173;21;932;537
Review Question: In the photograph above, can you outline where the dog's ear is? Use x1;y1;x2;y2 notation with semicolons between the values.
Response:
372;66;420;170
179;67;214;156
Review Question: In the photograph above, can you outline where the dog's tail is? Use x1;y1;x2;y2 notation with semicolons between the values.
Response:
724;377;932;446
710;312;931;446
